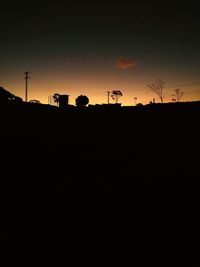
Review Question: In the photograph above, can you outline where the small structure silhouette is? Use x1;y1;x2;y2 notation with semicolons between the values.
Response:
59;95;69;109
149;98;156;105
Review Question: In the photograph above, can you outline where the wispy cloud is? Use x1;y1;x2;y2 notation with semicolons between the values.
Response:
117;58;137;70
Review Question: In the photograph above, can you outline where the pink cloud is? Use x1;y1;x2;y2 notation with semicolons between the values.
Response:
117;58;137;69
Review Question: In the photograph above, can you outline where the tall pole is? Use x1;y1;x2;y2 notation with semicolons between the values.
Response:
24;71;31;102
107;91;111;104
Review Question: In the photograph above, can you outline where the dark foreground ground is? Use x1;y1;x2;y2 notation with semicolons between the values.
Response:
0;101;199;254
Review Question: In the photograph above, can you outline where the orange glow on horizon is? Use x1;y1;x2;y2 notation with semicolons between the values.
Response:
4;83;199;106
1;69;200;106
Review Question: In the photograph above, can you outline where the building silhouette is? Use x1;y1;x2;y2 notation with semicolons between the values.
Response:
59;95;69;109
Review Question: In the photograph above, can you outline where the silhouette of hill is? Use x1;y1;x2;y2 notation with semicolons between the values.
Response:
0;99;199;245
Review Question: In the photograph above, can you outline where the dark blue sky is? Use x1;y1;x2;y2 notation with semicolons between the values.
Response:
1;1;200;104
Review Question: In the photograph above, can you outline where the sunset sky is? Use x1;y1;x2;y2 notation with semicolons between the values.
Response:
1;1;200;105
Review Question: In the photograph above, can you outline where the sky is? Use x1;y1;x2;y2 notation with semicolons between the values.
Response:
1;1;200;105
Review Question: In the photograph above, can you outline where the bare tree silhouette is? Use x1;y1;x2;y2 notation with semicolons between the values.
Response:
75;95;89;107
147;79;165;103
174;89;184;102
111;90;123;104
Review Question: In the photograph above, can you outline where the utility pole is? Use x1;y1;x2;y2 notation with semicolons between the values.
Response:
106;91;111;104
24;71;31;102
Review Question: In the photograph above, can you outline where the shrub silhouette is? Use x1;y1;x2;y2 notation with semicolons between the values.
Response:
29;99;41;104
75;95;89;107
